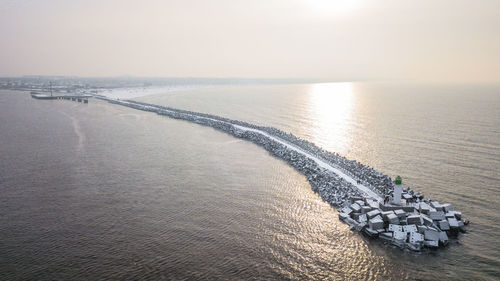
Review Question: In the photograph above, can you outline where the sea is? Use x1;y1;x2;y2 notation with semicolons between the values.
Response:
0;82;499;280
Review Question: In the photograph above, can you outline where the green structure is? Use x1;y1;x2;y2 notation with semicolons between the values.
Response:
395;175;402;185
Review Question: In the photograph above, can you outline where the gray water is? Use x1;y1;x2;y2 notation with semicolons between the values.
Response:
0;82;499;280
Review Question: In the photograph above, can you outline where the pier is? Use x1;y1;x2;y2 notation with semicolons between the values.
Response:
92;95;467;252
30;91;91;103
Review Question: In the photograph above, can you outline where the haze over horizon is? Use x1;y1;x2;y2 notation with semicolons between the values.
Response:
1;0;499;82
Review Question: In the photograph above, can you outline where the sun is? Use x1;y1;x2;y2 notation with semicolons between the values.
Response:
306;0;362;17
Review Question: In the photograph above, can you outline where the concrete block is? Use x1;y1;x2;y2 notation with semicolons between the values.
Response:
380;232;393;241
445;212;455;219
355;200;365;207
350;203;361;213
355;221;367;232
367;209;381;219
358;214;367;223
424;229;440;241
361;206;372;214
442;203;453;212
369;217;384;230
424;240;438;248
393;230;407;241
339;212;349;221
439;231;449;244
430;201;441;210
403;224;418;233
394;209;406;218
454;211;462;220
341;206;352;215
402;206;415;212
387;213;399;224
429;211;445;221
418;225;428;234
419;202;431;214
367;200;379;209
458;220;466;232
351;212;362;220
448;218;459;228
350;196;364;203
438;220;450;231
382;211;394;219
422;215;434;226
388;224;403;232
379;203;400;211
409;232;424;243
403;193;413;200
364;227;379;237
407;215;422;225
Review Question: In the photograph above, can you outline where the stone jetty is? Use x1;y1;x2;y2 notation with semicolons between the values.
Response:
96;95;467;251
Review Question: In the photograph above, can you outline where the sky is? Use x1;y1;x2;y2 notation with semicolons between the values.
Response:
1;0;499;82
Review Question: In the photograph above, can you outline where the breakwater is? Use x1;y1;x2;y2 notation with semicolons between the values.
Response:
95;95;467;251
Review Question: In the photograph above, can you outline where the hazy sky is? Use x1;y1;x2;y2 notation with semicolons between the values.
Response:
1;0;499;82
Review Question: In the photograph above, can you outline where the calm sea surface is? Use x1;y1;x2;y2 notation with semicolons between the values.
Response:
0;82;499;280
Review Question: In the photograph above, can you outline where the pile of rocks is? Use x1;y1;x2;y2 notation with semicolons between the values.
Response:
339;194;467;251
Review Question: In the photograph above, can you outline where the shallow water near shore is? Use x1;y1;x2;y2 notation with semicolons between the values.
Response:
1;82;499;280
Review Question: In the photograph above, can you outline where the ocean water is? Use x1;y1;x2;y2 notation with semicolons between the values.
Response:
0;82;499;280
